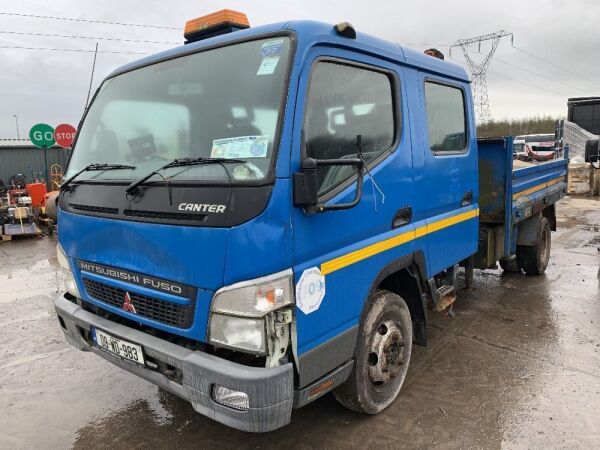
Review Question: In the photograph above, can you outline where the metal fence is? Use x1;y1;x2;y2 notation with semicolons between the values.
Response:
0;143;71;188
555;119;598;163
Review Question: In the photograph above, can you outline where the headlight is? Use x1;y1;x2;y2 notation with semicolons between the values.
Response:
56;244;81;298
209;314;266;354
211;269;293;317
209;269;294;354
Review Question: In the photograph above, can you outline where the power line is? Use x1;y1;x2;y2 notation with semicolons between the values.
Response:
487;70;569;96
0;11;179;30
406;40;600;91
0;45;149;55
0;30;179;45
450;56;569;96
405;43;451;47
494;57;595;95
512;46;600;89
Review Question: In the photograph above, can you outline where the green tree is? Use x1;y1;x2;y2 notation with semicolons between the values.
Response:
477;115;563;138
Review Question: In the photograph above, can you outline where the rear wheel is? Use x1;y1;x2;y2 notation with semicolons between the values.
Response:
333;290;412;414
499;258;521;273
517;216;551;275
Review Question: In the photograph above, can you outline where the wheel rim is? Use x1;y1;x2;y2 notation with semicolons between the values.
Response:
367;319;406;386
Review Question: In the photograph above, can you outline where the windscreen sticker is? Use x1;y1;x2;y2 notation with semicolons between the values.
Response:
296;267;326;315
256;55;280;76
210;135;269;158
260;39;284;57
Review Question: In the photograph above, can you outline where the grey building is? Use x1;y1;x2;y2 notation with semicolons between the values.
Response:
0;139;70;189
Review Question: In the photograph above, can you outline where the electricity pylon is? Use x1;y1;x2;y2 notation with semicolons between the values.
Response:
450;30;513;123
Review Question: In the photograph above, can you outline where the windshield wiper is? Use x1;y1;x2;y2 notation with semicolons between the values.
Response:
125;157;243;195
60;163;137;191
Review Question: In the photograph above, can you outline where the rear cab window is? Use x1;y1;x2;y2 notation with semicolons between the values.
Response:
424;81;467;154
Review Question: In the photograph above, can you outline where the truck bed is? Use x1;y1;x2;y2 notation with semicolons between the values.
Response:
477;137;568;264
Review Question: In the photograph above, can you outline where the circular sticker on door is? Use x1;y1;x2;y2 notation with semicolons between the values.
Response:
296;267;326;315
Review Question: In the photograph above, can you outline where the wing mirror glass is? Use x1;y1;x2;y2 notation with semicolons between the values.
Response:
293;135;365;213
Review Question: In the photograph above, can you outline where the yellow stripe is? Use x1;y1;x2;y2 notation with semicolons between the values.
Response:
320;208;479;276
320;175;563;276
512;176;563;200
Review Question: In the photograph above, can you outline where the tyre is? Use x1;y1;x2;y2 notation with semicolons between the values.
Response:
499;258;521;273
517;216;551;275
333;290;412;414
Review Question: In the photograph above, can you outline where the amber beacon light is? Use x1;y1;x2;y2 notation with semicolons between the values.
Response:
184;9;250;43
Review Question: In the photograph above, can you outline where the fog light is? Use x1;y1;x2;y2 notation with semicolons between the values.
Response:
212;384;249;411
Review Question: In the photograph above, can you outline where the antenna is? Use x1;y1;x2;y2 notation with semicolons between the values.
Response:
84;42;99;111
450;30;513;123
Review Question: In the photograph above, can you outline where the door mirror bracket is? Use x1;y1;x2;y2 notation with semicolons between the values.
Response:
293;156;364;213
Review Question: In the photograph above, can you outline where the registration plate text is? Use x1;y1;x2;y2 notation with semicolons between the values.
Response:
94;328;145;365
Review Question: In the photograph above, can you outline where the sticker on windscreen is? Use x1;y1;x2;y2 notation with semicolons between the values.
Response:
260;39;284;57
232;163;264;181
211;135;269;158
256;56;280;76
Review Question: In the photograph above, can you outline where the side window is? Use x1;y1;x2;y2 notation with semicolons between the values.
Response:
304;61;396;195
425;81;467;153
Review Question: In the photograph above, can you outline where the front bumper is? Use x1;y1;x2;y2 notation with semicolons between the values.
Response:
54;294;294;432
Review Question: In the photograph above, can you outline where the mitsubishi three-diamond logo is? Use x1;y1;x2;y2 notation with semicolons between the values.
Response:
122;292;137;314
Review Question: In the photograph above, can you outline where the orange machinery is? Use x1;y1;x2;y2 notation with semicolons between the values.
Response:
25;183;47;208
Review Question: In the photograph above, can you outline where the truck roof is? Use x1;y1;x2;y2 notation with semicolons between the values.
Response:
108;20;470;83
567;97;600;104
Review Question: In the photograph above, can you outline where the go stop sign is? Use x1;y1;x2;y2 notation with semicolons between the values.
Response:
29;123;55;148
54;123;77;148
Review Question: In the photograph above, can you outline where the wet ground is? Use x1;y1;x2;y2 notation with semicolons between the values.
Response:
1;196;599;449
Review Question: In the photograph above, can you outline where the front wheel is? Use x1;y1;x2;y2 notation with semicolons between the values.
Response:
333;290;412;414
517;216;552;275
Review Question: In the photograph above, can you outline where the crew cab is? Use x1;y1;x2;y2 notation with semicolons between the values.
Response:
54;11;567;432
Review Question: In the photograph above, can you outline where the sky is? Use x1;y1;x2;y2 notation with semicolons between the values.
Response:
0;0;599;138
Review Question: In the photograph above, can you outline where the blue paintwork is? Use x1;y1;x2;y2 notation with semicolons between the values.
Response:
477;138;516;257
61;20;492;360
512;158;568;197
82;271;193;306
413;71;479;276
224;179;293;285
60;210;218;340
478;137;568;257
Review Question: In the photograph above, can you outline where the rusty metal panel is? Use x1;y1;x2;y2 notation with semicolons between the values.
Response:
478;139;509;224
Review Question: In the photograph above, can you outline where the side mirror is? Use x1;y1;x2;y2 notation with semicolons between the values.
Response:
293;157;364;213
585;139;599;163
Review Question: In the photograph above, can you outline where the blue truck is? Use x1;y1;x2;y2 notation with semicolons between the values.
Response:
54;11;568;432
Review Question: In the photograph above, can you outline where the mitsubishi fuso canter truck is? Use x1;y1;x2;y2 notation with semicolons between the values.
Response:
54;10;568;432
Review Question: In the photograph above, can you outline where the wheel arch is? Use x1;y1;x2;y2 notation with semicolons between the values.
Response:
365;252;429;346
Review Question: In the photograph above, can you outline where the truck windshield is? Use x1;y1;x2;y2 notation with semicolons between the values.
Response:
67;37;292;184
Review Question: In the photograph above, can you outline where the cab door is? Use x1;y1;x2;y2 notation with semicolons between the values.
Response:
290;48;415;387
413;73;479;277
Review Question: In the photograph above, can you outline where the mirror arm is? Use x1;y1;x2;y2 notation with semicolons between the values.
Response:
293;135;366;213
293;157;364;213
314;161;364;212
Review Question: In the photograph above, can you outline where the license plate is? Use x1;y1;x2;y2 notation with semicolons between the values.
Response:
93;328;145;365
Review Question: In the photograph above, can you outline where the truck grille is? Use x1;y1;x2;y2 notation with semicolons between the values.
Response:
82;279;194;329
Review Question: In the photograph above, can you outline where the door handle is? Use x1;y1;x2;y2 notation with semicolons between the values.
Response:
461;191;473;206
392;206;412;229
